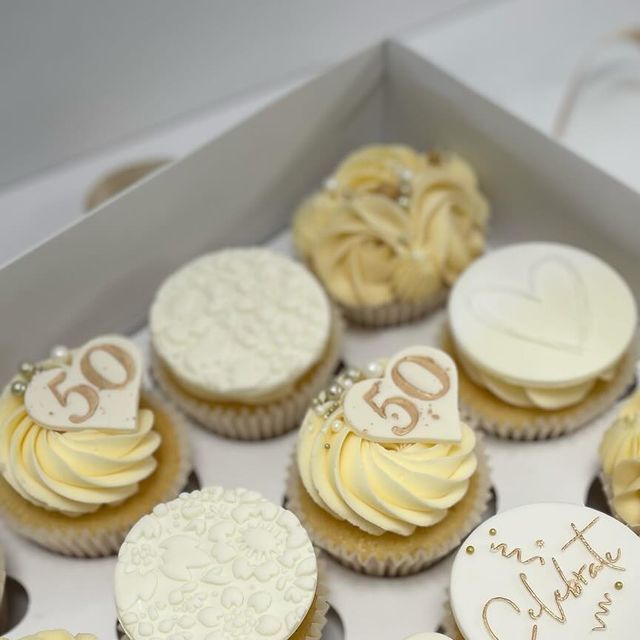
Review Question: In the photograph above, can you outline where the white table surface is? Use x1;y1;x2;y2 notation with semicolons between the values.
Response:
1;0;639;269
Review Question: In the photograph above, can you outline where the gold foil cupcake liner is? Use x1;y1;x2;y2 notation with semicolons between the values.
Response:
151;310;344;440
287;438;492;577
0;390;191;557
442;327;639;440
116;558;329;640
340;288;448;328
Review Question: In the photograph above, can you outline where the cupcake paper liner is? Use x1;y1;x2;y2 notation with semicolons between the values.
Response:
442;327;640;440
116;558;329;640
0;390;191;557
287;437;492;577
340;288;448;328
151;309;344;440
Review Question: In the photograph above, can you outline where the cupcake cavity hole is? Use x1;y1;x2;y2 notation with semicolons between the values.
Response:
585;476;612;516
324;603;345;640
182;470;202;493
0;575;29;635
481;486;499;523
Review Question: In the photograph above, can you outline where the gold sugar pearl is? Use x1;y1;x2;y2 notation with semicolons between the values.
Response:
466;545;475;555
489;528;497;537
615;581;624;591
324;443;330;450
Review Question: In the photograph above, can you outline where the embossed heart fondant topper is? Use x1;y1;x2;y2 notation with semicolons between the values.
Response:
343;345;462;443
470;256;589;354
24;335;142;431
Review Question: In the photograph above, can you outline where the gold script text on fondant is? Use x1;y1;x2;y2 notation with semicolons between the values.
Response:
490;542;545;567
481;517;625;639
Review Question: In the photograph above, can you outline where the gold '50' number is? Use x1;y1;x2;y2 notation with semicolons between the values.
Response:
364;355;450;436
47;343;136;423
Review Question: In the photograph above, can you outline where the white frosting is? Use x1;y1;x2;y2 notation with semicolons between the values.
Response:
403;635;453;640
115;487;317;640
150;248;331;403
450;503;640;639
343;346;462;443
24;335;142;431
449;243;636;388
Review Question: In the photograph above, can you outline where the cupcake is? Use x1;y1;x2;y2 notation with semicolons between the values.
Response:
1;632;96;640
115;487;328;640
599;391;640;532
443;502;640;639
289;345;492;576
150;248;342;439
446;242;638;439
0;335;190;557
293;144;490;327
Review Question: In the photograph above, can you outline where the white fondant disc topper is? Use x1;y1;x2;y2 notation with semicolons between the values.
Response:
24;335;142;431
449;243;637;387
450;503;640;640
344;346;462;443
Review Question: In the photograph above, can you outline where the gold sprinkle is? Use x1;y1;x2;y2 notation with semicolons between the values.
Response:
489;528;497;537
536;539;545;548
615;581;624;591
324;443;330;450
466;545;475;555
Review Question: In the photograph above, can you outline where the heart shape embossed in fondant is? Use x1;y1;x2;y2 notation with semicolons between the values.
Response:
24;335;142;431
469;256;589;353
343;345;462;443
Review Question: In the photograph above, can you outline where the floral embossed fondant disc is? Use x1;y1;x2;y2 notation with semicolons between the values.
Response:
450;503;640;639
150;248;331;403
115;487;318;640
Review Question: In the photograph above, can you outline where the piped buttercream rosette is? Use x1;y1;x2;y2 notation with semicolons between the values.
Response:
0;336;190;556
293;145;490;327
289;345;492;576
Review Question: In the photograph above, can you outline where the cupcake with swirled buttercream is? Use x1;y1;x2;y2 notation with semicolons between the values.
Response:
1;632;96;640
600;391;640;533
0;335;190;556
293;144;490;327
288;345;491;576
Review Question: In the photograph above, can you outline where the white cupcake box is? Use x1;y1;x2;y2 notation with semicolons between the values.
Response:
0;41;639;640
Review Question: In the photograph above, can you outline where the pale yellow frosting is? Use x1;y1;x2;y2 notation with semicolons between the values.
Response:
297;408;478;537
0;385;161;516
458;349;617;410
293;146;489;308
1;631;96;640
600;392;640;527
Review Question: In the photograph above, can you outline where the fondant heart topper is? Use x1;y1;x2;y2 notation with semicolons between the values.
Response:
24;335;142;431
343;345;462;444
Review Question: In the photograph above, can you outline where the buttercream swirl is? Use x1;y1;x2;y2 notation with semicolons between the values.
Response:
293;145;489;308
1;632;97;640
600;392;640;527
458;349;617;410
0;385;161;516
297;387;478;536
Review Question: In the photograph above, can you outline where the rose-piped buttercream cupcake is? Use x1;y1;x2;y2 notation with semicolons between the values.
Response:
115;487;328;640
442;503;640;639
1;632;96;640
150;248;342;439
446;242;638;439
293;144;490;327
0;335;190;557
288;345;491;576
600;391;640;533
